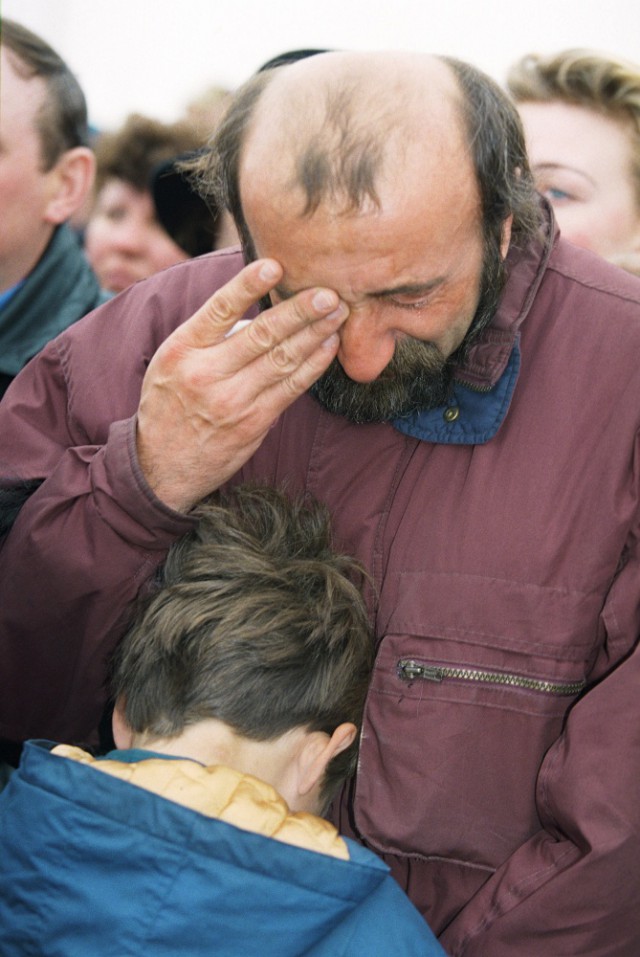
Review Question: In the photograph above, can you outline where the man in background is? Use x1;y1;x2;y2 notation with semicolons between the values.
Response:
0;19;106;399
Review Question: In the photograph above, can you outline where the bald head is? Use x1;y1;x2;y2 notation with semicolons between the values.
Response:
194;49;540;263
241;52;466;218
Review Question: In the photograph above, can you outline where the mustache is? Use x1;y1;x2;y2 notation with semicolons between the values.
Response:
310;336;453;424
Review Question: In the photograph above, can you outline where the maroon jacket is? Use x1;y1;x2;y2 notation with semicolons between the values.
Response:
1;220;640;954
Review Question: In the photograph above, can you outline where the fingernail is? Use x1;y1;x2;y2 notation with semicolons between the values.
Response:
312;290;338;311
325;302;348;322
259;261;280;281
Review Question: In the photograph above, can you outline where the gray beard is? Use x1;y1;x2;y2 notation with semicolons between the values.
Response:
310;245;506;424
310;337;453;424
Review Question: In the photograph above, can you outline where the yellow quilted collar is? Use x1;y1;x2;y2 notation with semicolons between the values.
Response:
52;745;349;861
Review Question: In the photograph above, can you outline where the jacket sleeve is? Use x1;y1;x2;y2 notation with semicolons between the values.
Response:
0;251;249;747
440;545;640;956
0;340;194;746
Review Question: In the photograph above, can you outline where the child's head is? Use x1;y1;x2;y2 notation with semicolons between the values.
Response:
111;485;373;811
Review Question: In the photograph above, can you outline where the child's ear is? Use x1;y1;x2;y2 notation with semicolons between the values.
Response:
297;722;357;798
111;697;133;749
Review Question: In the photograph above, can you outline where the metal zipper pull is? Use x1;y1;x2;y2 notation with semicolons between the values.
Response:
397;660;444;681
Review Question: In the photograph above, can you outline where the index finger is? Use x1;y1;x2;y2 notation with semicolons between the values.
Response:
173;258;284;350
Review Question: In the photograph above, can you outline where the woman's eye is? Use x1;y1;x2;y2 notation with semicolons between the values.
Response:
544;187;572;203
102;206;128;222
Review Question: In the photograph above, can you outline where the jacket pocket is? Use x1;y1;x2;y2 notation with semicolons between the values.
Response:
353;571;596;870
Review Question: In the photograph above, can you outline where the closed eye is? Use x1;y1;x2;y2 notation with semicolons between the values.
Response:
376;281;442;310
385;295;432;310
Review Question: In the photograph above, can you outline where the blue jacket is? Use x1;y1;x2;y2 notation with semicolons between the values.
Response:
0;741;445;956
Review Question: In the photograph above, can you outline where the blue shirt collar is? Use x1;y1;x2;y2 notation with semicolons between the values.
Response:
0;279;26;311
392;338;521;445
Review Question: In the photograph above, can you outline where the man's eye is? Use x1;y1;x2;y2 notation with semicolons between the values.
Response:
389;297;430;310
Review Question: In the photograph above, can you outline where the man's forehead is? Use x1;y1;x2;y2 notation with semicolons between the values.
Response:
2;45;39;84
244;51;461;159
239;63;470;238
1;45;47;106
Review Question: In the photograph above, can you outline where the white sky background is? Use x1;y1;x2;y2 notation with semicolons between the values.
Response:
4;0;640;131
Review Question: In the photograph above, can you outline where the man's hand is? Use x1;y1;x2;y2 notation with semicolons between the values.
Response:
136;258;348;512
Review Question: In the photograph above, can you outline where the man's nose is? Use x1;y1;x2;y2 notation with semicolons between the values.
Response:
336;307;396;383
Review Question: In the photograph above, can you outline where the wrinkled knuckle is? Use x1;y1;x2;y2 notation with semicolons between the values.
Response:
246;320;277;351
269;342;295;372
210;290;235;323
291;295;312;322
281;371;302;398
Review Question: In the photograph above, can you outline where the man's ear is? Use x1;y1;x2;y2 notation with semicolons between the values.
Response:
296;722;357;798
500;214;513;259
111;697;134;750
43;146;96;225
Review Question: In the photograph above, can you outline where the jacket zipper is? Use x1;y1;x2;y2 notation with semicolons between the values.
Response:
397;659;587;696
